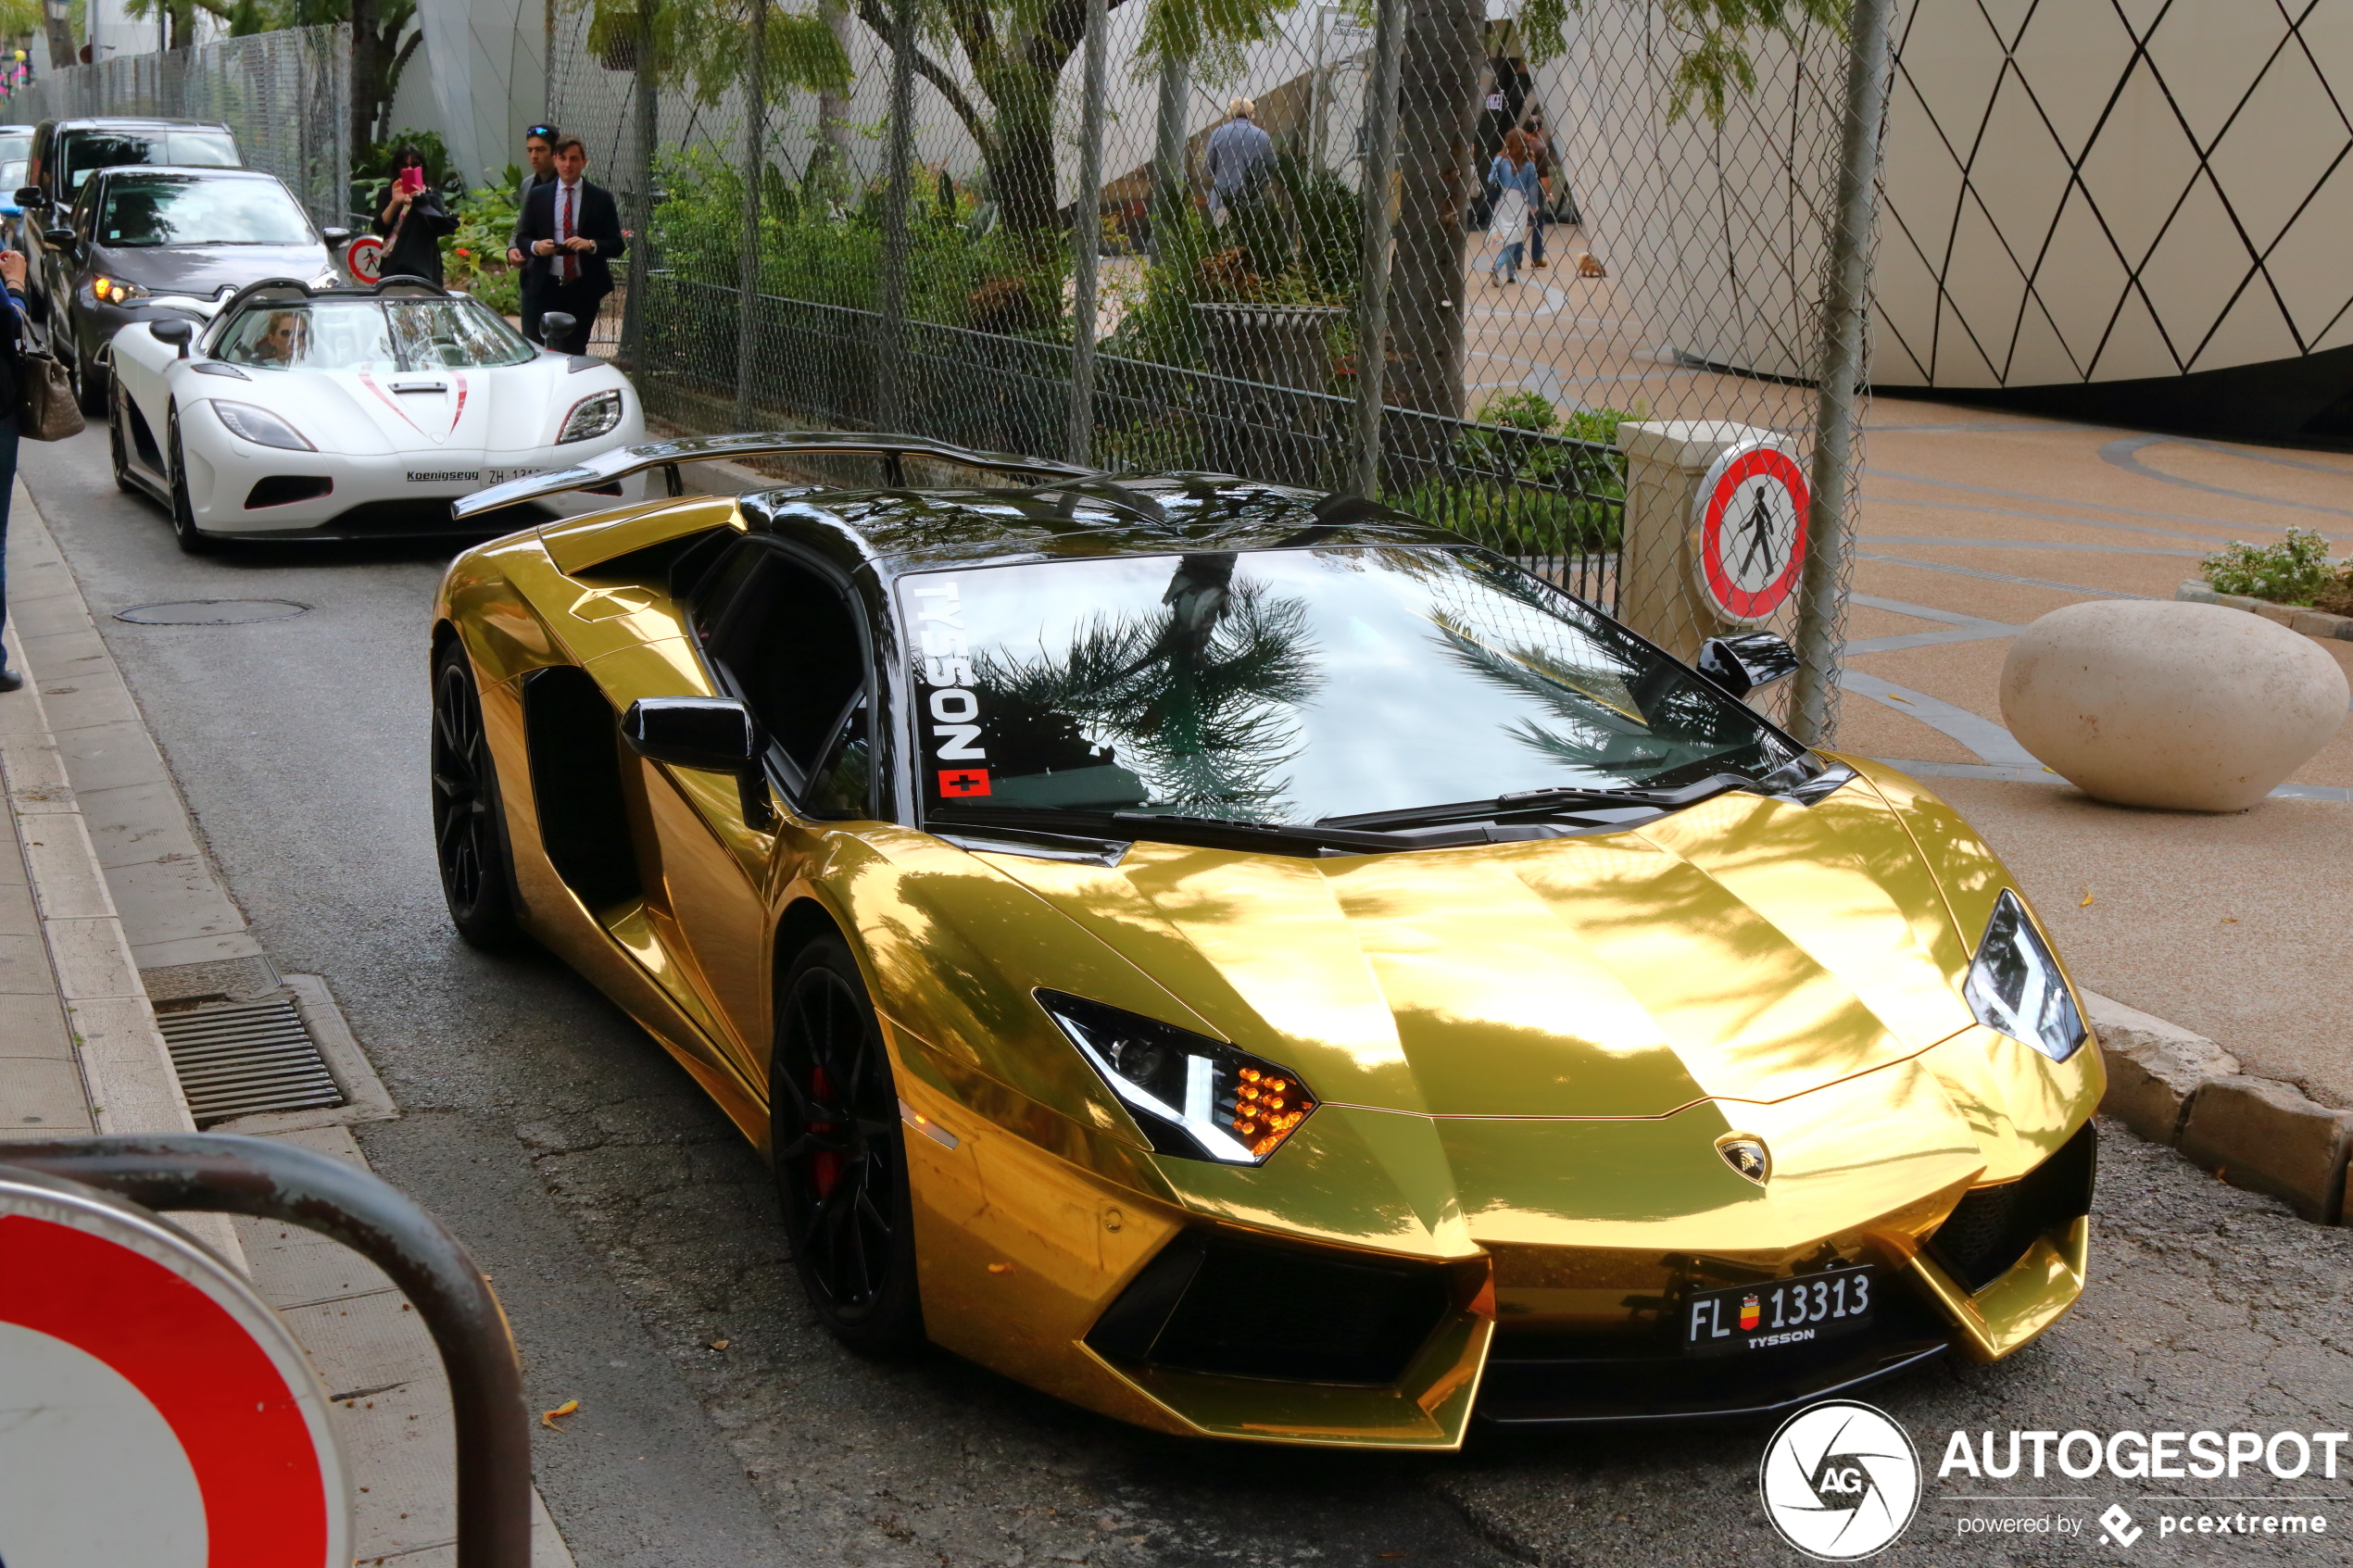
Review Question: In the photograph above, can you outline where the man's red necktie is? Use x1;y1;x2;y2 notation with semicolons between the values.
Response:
560;185;578;282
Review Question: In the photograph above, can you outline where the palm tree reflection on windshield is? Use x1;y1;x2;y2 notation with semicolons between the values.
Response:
973;553;1322;821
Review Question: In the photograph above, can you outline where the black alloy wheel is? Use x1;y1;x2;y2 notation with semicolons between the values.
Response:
107;377;136;495
429;641;524;948
772;936;923;1354
164;407;213;555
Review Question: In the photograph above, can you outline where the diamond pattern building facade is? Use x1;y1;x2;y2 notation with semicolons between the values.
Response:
1873;0;2353;441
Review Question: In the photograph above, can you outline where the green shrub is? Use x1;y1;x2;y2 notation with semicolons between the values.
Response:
1392;393;1635;556
445;169;524;316
2200;527;2340;606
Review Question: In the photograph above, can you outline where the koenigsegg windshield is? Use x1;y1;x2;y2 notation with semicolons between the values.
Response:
64;129;238;188
214;296;535;371
904;547;1803;831
97;172;309;247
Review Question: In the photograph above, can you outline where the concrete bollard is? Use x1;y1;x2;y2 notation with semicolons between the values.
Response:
1612;420;1794;660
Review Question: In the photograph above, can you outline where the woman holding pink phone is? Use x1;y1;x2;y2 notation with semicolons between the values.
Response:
374;145;457;288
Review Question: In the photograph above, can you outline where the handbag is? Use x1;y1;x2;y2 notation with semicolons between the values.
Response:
15;312;83;442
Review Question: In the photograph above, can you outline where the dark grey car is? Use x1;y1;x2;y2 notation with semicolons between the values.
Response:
34;165;349;414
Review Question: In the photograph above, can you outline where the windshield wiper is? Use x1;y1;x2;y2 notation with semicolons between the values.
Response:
926;804;1459;857
1315;771;1756;832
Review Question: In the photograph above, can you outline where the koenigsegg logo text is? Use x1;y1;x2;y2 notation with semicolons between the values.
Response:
911;580;986;762
408;470;481;483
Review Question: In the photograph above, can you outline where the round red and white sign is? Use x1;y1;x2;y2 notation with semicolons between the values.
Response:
344;232;384;285
1691;440;1809;625
0;1171;349;1568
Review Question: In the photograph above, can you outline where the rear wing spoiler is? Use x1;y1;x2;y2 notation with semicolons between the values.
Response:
450;432;1095;521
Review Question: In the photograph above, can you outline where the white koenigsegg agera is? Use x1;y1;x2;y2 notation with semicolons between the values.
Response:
106;277;646;549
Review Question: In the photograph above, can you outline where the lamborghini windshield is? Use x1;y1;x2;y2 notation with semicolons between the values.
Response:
903;547;1802;826
214;295;535;371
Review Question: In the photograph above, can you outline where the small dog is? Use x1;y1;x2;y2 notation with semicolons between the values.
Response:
1576;252;1607;278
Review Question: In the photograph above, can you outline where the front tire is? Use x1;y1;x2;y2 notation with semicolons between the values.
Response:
107;378;137;495
772;936;924;1354
165;407;214;555
430;640;525;949
70;331;107;418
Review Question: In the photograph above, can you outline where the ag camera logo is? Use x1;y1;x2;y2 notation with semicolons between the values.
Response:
1759;1400;1922;1559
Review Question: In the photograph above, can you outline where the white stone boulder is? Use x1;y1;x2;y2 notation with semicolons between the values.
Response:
1998;601;2347;811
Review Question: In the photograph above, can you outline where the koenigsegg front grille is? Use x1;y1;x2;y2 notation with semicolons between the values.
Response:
1088;1232;1452;1386
1929;1121;2098;1291
245;475;333;509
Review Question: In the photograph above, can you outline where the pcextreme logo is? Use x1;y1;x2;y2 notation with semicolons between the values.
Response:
1759;1400;1923;1560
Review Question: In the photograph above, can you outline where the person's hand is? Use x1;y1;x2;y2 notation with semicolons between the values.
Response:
506;246;523;266
533;238;556;257
0;250;24;290
564;235;596;253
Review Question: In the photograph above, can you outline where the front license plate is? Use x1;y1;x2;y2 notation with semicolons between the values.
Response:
481;466;545;486
1682;1265;1876;1357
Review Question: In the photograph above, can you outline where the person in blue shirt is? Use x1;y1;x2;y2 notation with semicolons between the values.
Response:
0;245;27;690
1487;130;1542;285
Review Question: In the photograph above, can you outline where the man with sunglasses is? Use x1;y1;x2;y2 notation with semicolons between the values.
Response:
506;123;560;343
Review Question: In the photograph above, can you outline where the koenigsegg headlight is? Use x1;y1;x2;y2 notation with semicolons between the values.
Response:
209;401;316;452
1964;889;2085;1061
558;388;624;444
92;276;146;306
1038;991;1317;1164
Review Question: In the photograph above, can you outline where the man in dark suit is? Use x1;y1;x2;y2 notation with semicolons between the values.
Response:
505;123;560;343
514;135;625;356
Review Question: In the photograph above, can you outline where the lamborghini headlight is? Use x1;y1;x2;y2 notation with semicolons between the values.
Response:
92;275;146;306
1038;991;1317;1164
209;400;315;451
558;387;623;444
1964;888;2084;1062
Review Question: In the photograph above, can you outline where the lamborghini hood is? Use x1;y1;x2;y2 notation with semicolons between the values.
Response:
975;780;1981;1119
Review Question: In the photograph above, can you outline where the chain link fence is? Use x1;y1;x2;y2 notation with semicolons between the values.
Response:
548;0;1890;742
5;25;351;228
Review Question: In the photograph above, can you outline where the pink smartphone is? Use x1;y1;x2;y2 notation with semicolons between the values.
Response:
396;167;425;195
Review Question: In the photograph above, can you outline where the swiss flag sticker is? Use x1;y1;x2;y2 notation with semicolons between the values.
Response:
937;769;991;797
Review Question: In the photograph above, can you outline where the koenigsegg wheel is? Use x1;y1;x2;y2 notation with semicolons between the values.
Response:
164;407;214;555
107;378;136;495
773;936;923;1354
430;640;524;948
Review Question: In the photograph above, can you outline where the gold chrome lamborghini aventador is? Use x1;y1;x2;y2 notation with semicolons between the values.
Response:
430;434;2104;1449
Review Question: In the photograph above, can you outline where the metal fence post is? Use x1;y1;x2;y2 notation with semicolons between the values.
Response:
1788;0;1896;747
875;0;916;432
735;0;767;431
1151;47;1189;240
619;0;659;368
1066;0;1110;468
1350;0;1405;498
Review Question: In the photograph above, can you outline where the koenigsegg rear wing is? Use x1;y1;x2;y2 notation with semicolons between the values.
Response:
449;433;1094;521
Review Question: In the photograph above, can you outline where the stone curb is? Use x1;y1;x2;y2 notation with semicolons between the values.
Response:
2089;991;2352;1224
2174;579;2353;641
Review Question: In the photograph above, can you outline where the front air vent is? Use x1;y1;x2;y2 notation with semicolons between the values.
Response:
245;474;333;509
1929;1121;2097;1291
158;995;343;1123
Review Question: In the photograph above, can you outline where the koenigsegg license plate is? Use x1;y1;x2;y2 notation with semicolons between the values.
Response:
1682;1266;1875;1357
481;465;547;486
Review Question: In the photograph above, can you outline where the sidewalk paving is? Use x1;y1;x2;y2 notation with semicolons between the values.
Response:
0;479;573;1566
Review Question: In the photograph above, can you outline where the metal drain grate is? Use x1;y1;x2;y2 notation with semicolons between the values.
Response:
158;996;344;1124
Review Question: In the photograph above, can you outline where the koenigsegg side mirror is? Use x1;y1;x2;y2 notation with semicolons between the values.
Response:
1697;633;1801;700
540;311;576;344
623;697;760;771
149;318;194;358
14;186;43;209
321;225;352;246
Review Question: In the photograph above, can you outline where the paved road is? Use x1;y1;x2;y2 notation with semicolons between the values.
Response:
19;423;2353;1566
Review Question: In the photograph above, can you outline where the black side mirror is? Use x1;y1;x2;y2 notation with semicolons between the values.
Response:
149;318;194;358
1697;633;1800;699
41;226;71;248
540;310;576;344
321;225;351;245
14;186;43;209
623;697;774;829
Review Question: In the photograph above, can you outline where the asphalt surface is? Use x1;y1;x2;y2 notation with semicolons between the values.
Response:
18;420;2353;1566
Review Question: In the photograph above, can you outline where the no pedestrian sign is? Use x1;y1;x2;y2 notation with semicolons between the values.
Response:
1692;440;1809;624
0;1170;350;1567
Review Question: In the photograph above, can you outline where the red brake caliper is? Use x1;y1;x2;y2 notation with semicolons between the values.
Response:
808;1066;841;1198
